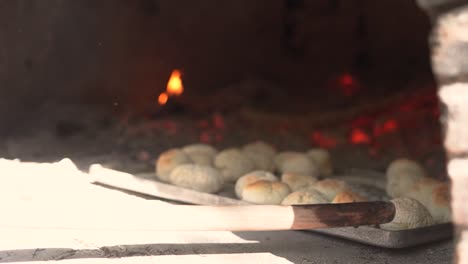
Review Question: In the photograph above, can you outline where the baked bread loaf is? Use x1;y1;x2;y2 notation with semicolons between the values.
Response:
281;189;329;205
380;197;434;231
156;148;192;182
307;148;333;176
281;172;318;191
214;148;255;182
235;170;278;199
310;179;350;201
182;143;218;166
242;180;291;204
169;164;224;193
332;191;367;203
407;178;451;223
274;152;319;176
386;159;427;198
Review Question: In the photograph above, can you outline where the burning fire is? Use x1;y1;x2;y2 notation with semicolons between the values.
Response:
158;69;184;105
158;92;169;105
166;69;184;96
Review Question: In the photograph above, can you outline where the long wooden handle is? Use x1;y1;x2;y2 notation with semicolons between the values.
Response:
0;202;395;231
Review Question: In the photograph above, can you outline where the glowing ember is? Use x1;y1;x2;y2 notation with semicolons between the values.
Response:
383;120;398;132
374;119;399;136
311;131;338;148
341;73;354;86
350;128;371;144
166;69;184;96
158;92;169;105
339;73;359;96
213;113;225;130
200;131;212;143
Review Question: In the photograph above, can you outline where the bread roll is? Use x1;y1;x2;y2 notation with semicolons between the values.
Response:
156;149;192;182
242;141;276;158
407;178;451;223
281;189;328;205
235;171;278;198
428;183;451;223
274;152;319;176
281;173;318;191
242;149;275;171
214;148;255;182
332;191;367;203
386;158;427;178
307;148;333;176
310;179;350;201
182;143;218;166
169;164;224;193
386;172;424;198
386;158;426;198
242;180;291;204
380;197;434;231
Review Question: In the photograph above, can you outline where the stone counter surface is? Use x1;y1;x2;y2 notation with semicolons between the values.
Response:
0;228;453;263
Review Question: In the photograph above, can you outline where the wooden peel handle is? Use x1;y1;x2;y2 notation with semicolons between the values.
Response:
0;202;395;231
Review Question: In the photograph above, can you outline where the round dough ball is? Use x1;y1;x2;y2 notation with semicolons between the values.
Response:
281;189;328;205
182;143;218;166
214;148;255;182
242;180;291;204
307;148;333;176
242;141;277;158
242;150;275;171
235;170;278;199
169;164;224;193
281;173;318;191
386;159;427;179
332;191;367;203
407;178;451;223
274;152;319;176
428;183;451;223
380;197;434;231
386;159;427;198
407;177;442;202
156;149;192;182
386;171;424;198
274;152;300;169
310;179;350;201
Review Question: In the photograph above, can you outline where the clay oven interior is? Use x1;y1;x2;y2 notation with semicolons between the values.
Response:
0;0;456;262
0;0;445;176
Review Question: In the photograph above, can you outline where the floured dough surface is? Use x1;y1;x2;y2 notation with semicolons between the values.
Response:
235;170;278;198
281;189;329;205
310;179;351;201
156;149;192;182
242;180;291;204
274;152;319;176
214;148;255;182
281;173;318;191
380;197;434;231
332;191;367;203
182;144;218;166
307;148;333;176
169;164;224;193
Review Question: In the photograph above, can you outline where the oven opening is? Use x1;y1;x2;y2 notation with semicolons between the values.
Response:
0;0;462;263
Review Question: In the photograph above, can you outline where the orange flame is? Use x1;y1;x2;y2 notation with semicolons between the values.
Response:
158;92;169;105
166;69;184;96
